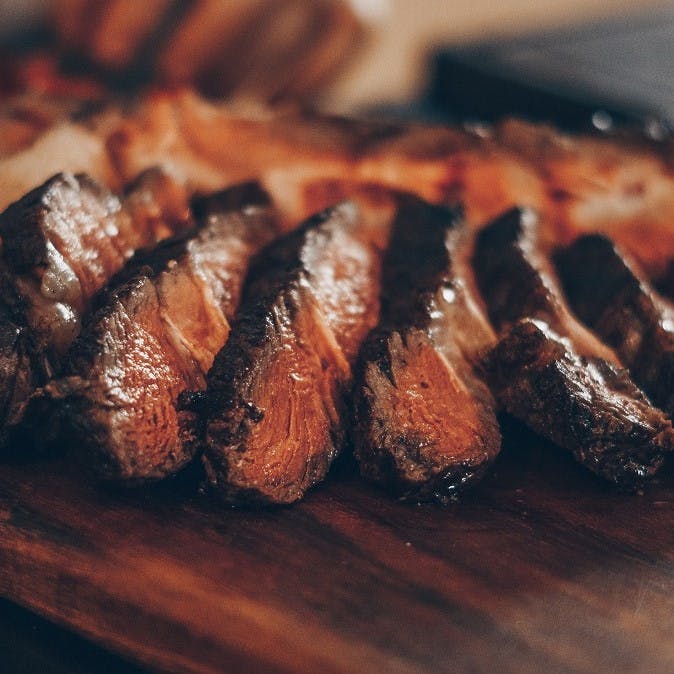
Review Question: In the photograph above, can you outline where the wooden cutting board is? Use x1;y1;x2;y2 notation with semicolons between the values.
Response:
0;423;673;674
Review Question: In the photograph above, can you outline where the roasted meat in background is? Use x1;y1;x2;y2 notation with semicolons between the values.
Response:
49;0;364;101
353;196;500;503
25;182;277;481
474;208;674;488
0;168;191;442
204;195;394;504
107;91;674;279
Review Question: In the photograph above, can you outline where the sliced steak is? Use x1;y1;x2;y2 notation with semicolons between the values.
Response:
29;182;277;482
556;235;674;418
353;197;500;503
203;196;395;505
0;168;191;437
474;208;674;488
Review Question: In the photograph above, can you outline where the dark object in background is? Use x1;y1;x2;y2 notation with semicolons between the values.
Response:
426;7;674;135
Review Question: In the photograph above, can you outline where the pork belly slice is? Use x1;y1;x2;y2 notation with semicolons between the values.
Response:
203;196;395;505
32;182;278;482
474;208;674;488
555;235;674;417
0;168;191;434
353;197;500;503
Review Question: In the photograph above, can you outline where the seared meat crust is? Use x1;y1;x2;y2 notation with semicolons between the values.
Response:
556;235;674;418
0;169;190;441
474;208;674;487
32;183;277;482
353;197;500;503
204;198;393;504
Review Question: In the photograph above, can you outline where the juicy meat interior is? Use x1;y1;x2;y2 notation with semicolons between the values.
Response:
353;196;500;503
0;168;191;441
30;182;278;482
203;196;395;504
474;207;674;488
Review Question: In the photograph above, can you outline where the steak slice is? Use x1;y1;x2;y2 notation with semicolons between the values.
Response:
353;197;500;503
556;235;674;418
203;196;395;504
474;208;674;488
29;182;278;482
0;168;191;437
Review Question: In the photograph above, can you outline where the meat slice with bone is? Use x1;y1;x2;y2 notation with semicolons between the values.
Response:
0;168;191;440
353;196;500;503
555;235;674;418
474;208;674;488
203;194;395;504
26;182;278;481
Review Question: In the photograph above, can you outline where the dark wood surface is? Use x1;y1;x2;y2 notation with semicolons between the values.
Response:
0;419;672;674
0;598;150;674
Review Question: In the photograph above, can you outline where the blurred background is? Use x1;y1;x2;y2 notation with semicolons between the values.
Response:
1;0;673;131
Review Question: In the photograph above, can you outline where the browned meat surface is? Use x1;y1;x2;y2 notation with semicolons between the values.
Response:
0;168;190;438
204;196;395;504
28;183;277;481
474;208;674;488
353;197;500;503
494;119;674;276
555;235;674;417
52;0;363;101
0;117;117;213
102;92;674;276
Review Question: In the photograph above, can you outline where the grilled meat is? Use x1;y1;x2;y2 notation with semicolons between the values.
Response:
53;0;363;101
203;195;395;504
556;235;674;417
495;119;674;275
27;182;277;481
474;207;674;488
107;91;674;276
353;196;500;503
0;168;190;438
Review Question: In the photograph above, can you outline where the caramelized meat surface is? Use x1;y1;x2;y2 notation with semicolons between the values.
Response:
30;183;277;482
0;169;190;437
204;197;394;504
353;197;500;503
108;91;674;276
474;208;674;487
556;235;674;417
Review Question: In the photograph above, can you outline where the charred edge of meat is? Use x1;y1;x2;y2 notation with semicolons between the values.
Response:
0;298;37;448
354;328;499;504
21;182;277;481
472;206;563;332
353;196;500;503
472;206;618;363
191;181;271;220
0;172;118;274
204;201;370;505
0;172;134;378
377;196;464;329
0;169;194;454
485;318;674;489
555;234;674;417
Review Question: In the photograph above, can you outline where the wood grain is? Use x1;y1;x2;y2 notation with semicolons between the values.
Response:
0;420;673;674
